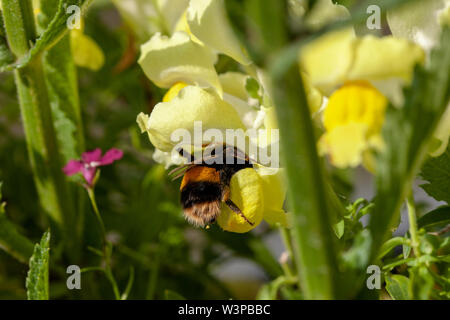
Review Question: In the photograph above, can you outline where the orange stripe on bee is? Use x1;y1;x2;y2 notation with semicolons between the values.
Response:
180;166;220;191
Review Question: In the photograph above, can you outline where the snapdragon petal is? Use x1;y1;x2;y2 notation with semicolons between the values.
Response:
219;72;249;101
70;30;105;71
387;0;447;53
300;30;424;93
255;166;287;227
300;28;356;94
318;123;369;168
319;81;387;168
347;35;425;83
305;0;351;30
217;168;264;233
139;86;246;152
138;31;222;95
187;0;251;65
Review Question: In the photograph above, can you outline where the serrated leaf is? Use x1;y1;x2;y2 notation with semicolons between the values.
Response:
26;231;51;300
417;206;450;230
385;274;411;300
420;146;450;205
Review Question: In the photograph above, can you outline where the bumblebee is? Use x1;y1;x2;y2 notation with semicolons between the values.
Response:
169;144;255;228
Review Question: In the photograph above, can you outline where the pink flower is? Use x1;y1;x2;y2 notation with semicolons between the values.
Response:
63;148;123;187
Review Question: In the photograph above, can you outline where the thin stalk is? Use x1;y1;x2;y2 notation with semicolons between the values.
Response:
86;187;120;300
406;193;421;258
279;227;297;276
87;188;106;245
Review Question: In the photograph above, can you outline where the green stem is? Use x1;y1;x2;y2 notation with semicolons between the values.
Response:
86;187;121;300
1;0;76;244
279;227;296;277
406;193;421;258
87;188;106;245
270;65;339;299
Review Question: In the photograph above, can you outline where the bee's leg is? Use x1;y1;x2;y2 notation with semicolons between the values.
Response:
222;186;254;226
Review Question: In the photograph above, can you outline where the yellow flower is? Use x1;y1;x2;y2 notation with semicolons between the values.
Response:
70;29;105;71
137;80;287;232
300;18;424;168
318;81;387;168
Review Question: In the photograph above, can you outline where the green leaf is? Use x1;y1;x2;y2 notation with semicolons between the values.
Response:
26;230;51;300
378;237;407;260
0;13;14;69
370;27;450;258
41;0;85;164
410;266;434;300
164;289;185;300
420;146;450;205
120;267;135;300
0;183;35;263
16;0;92;69
256;276;294;300
341;229;372;270
333;219;345;239
417;206;450;230
385;274;411;300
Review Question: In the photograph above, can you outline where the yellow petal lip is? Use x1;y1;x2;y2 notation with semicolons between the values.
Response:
323;81;387;134
144;85;246;152
319;81;387;168
138;31;222;96
319;123;369;168
163;82;188;102
217;168;264;233
70;30;105;71
187;0;251;66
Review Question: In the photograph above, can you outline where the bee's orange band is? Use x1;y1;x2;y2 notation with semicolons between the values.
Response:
180;166;220;190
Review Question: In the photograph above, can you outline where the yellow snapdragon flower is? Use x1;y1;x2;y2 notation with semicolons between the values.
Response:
300;2;425;168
